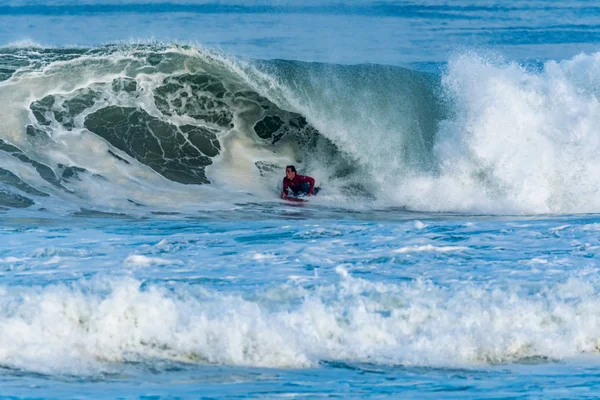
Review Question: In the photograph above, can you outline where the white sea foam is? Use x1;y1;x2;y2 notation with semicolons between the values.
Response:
0;257;26;263
250;252;278;261
550;225;571;232
1;272;600;375
520;257;549;265
392;52;600;214
413;220;427;229
582;224;600;231
393;245;468;253
124;255;183;267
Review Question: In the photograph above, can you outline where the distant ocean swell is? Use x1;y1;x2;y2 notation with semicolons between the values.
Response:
1;44;600;214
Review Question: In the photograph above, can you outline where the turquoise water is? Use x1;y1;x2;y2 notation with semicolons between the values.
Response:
2;1;600;398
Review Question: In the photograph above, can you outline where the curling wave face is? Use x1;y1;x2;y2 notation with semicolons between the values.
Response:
0;44;441;214
2;44;600;214
0;45;350;212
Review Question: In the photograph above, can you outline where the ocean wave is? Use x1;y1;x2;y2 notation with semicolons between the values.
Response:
1;44;600;214
2;270;600;375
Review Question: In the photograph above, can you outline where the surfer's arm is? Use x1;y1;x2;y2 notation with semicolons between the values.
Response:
281;179;289;199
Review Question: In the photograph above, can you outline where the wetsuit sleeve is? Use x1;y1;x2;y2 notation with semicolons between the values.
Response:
281;178;289;198
298;175;315;195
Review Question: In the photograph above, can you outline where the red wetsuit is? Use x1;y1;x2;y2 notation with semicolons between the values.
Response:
282;174;315;198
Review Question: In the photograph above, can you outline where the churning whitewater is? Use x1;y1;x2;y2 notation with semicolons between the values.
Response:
1;44;600;215
4;272;600;375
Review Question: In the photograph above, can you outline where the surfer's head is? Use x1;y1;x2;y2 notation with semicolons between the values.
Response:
285;165;296;180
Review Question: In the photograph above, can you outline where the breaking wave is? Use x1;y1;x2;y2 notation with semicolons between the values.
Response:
1;44;600;214
3;270;600;375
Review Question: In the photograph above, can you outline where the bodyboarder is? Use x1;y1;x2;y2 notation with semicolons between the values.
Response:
281;165;319;200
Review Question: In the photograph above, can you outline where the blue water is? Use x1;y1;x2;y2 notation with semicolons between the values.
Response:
2;1;600;398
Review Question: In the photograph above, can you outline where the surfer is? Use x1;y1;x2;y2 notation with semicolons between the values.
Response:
281;165;318;200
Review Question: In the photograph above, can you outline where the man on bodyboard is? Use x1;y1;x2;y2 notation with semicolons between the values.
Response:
281;165;319;201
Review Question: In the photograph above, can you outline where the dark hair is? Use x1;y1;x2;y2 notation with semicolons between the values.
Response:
286;165;296;173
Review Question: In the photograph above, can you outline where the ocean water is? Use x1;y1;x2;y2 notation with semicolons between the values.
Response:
2;1;600;398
